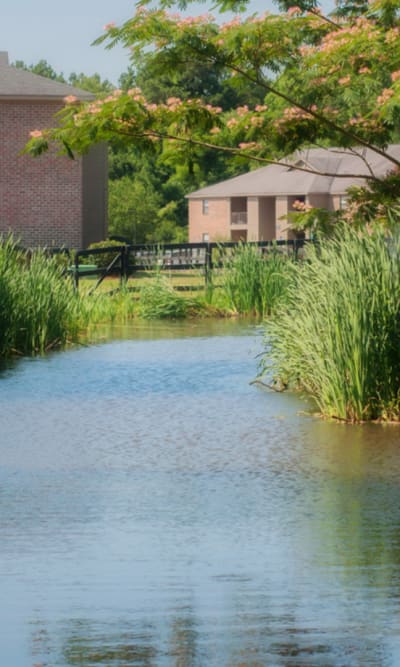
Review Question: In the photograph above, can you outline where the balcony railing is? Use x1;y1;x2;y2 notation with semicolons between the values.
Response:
230;211;248;225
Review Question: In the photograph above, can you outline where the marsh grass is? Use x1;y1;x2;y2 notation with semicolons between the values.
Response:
262;226;400;422
138;275;196;319
0;238;82;356
220;243;294;316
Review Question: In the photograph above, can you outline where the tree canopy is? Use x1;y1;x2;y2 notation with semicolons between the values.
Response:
25;0;400;228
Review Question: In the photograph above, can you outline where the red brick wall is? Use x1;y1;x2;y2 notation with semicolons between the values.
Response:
188;198;230;242
0;100;83;248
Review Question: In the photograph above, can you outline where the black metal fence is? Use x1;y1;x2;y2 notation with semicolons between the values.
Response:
71;239;308;291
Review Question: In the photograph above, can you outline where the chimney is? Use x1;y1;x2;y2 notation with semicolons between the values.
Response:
0;52;9;65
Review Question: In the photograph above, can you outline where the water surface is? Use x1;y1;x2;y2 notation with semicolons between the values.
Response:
1;320;400;666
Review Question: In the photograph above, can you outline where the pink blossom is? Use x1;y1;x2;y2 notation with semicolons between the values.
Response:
166;97;182;106
64;95;78;104
29;129;43;138
377;88;394;105
103;22;115;30
338;76;351;85
391;70;400;82
210;127;221;134
238;142;257;149
287;6;302;16
359;67;371;74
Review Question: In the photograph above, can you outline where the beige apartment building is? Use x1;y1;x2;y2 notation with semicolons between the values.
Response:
187;146;400;242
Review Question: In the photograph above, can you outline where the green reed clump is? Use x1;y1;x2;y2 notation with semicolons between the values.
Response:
262;226;400;422
138;276;190;319
0;237;20;355
79;283;138;327
220;243;294;316
12;251;82;354
0;238;82;356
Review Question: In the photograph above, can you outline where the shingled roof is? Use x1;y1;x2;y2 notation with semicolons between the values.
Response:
187;146;400;198
0;51;94;101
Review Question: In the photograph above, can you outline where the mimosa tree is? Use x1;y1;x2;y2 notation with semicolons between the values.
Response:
26;0;400;227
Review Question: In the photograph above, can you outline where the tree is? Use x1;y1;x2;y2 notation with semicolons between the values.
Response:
67;72;114;95
14;60;113;94
14;59;66;82
25;0;400;227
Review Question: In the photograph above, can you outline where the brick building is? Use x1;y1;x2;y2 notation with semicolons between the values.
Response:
187;146;400;243
0;51;108;249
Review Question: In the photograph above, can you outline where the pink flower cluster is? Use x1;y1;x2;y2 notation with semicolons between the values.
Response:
292;200;312;211
29;129;43;138
391;70;400;82
221;16;242;32
287;6;302;17
377;88;394;105
64;95;78;104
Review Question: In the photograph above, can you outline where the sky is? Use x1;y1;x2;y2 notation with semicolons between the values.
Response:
0;0;282;86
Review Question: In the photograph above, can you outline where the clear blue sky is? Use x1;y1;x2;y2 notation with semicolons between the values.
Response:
1;0;331;86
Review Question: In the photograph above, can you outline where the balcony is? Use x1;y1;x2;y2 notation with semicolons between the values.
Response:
230;211;248;225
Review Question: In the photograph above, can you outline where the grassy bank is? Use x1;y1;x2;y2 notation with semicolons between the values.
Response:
261;226;400;423
0;240;294;356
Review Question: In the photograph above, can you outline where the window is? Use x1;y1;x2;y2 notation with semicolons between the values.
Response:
339;195;348;210
202;199;209;215
202;233;209;242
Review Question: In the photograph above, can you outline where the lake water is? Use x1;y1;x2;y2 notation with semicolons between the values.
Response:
1;320;400;666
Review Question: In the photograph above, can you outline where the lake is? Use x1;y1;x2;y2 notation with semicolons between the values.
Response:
1;320;400;666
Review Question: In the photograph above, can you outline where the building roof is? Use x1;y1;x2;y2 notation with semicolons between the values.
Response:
187;146;400;198
0;51;94;101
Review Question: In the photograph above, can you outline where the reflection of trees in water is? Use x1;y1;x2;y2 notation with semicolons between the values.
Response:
29;606;390;667
29;610;199;667
31;618;157;666
168;609;198;667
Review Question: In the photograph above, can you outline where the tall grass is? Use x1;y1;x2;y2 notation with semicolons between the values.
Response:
138;275;192;319
220;243;294;316
262;226;400;422
0;238;82;356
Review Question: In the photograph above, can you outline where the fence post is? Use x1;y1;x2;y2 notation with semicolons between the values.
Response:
74;251;80;289
120;245;128;286
205;243;212;288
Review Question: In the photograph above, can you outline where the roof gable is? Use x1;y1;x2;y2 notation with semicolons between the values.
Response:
187;146;400;199
0;51;94;101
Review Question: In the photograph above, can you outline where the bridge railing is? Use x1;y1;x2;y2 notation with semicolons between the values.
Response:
71;239;308;291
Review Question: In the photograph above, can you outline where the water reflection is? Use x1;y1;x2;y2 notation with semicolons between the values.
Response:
1;321;400;666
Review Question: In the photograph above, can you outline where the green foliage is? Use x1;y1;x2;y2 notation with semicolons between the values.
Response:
14;59;66;82
83;240;126;268
68;72;114;94
287;205;338;238
220;243;294;316
138;276;189;318
262;226;400;422
344;170;400;228
0;238;81;356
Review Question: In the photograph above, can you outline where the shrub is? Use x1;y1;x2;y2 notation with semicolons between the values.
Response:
81;239;127;269
262;226;400;422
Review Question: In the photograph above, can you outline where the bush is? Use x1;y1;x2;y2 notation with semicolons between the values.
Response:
81;239;127;269
262;226;400;422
